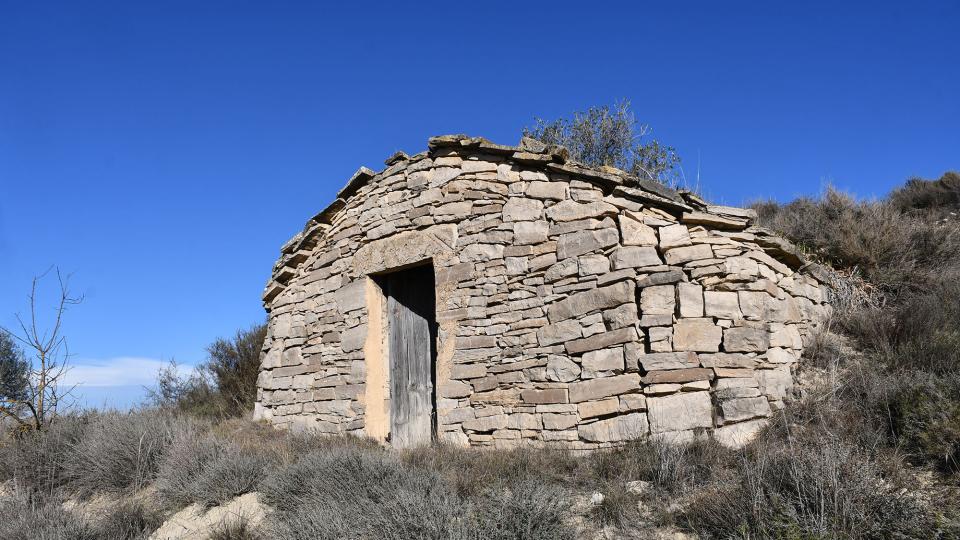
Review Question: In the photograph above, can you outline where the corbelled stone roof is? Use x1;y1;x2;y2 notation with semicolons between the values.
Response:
263;134;831;305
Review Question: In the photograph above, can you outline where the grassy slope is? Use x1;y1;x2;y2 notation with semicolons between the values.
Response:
1;173;959;539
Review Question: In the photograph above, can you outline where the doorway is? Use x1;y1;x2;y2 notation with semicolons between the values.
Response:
375;263;437;448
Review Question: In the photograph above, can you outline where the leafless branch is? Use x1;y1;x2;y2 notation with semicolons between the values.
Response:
0;267;83;431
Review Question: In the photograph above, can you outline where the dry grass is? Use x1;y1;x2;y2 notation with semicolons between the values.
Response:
1;173;958;538
259;443;573;540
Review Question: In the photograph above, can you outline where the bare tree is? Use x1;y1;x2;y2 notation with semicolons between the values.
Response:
0;268;82;431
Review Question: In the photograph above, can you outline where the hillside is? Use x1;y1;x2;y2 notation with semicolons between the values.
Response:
1;172;959;539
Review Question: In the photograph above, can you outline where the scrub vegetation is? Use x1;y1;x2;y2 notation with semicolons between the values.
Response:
1;103;958;537
1;171;958;539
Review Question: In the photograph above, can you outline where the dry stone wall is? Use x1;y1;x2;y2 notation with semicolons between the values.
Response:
255;134;832;450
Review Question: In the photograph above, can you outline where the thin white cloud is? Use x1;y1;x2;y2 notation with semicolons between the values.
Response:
60;357;192;387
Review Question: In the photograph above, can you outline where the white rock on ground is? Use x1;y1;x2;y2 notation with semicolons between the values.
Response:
149;492;269;540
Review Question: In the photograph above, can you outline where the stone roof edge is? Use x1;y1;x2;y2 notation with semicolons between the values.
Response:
260;134;832;305
304;133;687;236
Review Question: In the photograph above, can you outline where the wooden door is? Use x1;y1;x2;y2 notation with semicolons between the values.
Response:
383;265;436;448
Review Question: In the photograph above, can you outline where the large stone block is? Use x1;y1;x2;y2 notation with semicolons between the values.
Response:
526;181;567;200
461;243;504;262
505;257;528;275
673;319;722;352
261;344;282;369
767;296;802;323
646;391;714;434
440;380;473;398
450;363;487;380
720;396;771;422
461;159;497;173
664;244;714;265
640;285;676;315
556;228;619;259
544;258;579;282
546;356;581;382
578;254;610;275
659;224;691;249
334;279;366;314
603;303;638;330
565;326;639;355
582;347;625;372
579;413;649;443
569;374;641;403
578;397;620;419
769;324;803;349
502;197;544;222
640;368;712;384
738;290;770;320
756;366;792;400
636;269;685;288
546;200;618;222
611;246;662;269
547;280;635;323
704;291;742;320
463;414;509;432
724;256;761;277
636;351;699;371
536;319;582;347
724;327;770;352
341;324;367;352
677;282;704;317
513;221;549;245
521;388;568;404
457;335;498;349
699;353;756;368
681;211;748;230
434;201;473;216
619;215;658;246
470;388;521;405
543;413;577;430
765;347;798;364
713;419;768;449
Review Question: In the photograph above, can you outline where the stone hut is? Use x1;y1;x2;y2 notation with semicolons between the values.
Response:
255;134;832;450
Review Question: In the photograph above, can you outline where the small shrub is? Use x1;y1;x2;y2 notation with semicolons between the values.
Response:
752;186;960;290
204;323;267;416
64;409;189;497
402;444;579;497
88;499;165;540
155;425;227;509
156;430;227;508
0;332;29;405
149;324;266;419
189;446;273;508
889;171;960;214
209;518;261;540
586;482;638;530
802;327;846;370
474;479;573;540
586;438;733;495
0;489;93;540
524;100;682;184
155;424;276;509
881;280;960;375
886;374;960;473
0;414;91;496
261;445;468;539
682;436;935;539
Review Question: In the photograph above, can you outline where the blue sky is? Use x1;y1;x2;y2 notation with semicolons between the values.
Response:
1;1;957;408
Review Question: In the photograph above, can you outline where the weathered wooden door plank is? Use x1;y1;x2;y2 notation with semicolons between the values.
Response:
385;265;436;448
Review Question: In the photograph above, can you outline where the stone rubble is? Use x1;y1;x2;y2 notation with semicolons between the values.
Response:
255;134;832;451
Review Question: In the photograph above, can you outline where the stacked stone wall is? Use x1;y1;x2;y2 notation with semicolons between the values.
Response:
255;135;832;450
